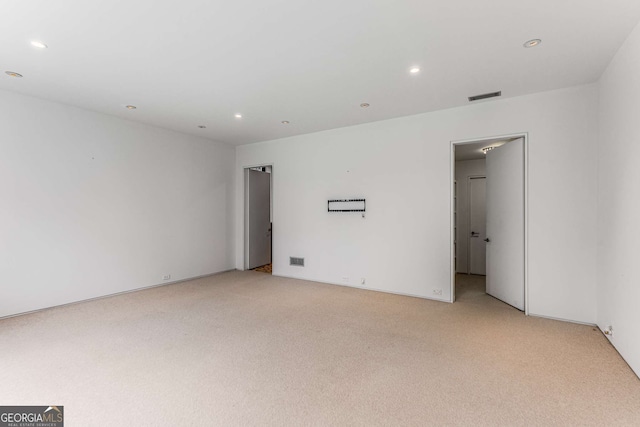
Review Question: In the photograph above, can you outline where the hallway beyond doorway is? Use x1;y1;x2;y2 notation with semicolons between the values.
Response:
451;134;528;311
251;263;272;274
455;273;486;301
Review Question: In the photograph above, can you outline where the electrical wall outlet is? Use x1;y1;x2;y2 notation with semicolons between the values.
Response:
163;274;171;281
360;278;366;285
341;276;349;284
433;289;443;296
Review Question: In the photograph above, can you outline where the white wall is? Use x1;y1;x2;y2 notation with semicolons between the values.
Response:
597;21;640;376
0;90;235;318
454;159;486;274
236;84;599;324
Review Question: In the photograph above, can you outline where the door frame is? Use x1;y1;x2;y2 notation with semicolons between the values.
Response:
449;133;529;315
243;163;274;271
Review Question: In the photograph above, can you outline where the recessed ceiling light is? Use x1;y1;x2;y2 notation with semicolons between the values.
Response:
234;114;242;118
198;125;206;129
5;71;23;78
482;147;495;154
409;66;421;74
523;39;542;48
281;120;290;124
30;41;48;49
125;105;137;110
360;103;370;108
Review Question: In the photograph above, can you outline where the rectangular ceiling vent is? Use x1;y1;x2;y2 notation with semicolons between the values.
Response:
468;91;502;102
290;257;305;267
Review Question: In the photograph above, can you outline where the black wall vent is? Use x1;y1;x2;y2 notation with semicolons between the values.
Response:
290;257;305;267
468;91;502;102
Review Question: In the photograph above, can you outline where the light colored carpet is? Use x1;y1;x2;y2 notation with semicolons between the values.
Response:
1;271;639;426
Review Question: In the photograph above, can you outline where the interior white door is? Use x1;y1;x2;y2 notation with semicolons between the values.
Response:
486;138;525;310
469;177;487;275
247;169;271;269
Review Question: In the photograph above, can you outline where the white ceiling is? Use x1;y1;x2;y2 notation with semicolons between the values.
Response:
2;1;640;146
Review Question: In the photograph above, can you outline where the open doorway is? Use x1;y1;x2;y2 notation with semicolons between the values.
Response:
244;165;273;274
450;134;528;313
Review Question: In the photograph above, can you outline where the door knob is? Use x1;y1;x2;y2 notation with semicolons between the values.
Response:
471;231;479;237
484;238;490;242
